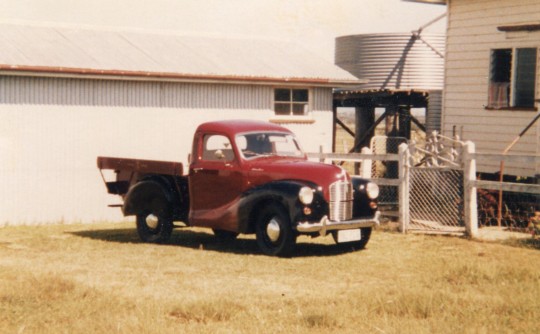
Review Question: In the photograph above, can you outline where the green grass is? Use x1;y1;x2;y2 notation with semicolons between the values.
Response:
1;222;539;333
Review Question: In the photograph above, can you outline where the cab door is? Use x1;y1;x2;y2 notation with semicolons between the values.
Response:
188;133;245;230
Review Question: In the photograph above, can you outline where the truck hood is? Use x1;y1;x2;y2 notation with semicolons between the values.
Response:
246;158;349;198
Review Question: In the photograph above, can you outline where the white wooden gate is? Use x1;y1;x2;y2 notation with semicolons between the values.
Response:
402;133;470;234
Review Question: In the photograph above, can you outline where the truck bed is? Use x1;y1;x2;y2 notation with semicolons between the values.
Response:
97;156;184;195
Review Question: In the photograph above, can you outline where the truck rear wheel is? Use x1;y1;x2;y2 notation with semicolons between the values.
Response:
136;210;173;243
255;204;296;257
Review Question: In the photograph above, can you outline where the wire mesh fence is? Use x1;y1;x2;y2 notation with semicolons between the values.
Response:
409;167;465;233
477;178;540;235
405;133;467;234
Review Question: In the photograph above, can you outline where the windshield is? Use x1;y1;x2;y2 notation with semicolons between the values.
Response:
236;132;304;159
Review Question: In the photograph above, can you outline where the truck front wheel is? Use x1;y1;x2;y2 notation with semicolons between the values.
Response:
255;204;296;257
136;210;173;243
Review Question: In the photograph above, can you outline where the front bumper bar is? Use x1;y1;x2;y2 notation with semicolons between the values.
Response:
296;211;380;237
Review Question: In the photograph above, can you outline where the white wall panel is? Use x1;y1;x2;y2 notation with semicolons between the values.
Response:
0;104;276;224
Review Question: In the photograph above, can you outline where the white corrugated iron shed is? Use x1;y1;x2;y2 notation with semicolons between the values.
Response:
0;22;363;87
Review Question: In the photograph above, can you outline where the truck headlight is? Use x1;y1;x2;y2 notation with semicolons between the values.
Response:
366;182;379;199
299;187;314;205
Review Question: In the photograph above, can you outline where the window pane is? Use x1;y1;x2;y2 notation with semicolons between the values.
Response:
274;89;290;102
274;88;309;116
488;49;512;108
292;103;307;115
514;48;537;108
274;103;291;115
292;89;308;102
491;49;512;82
203;135;234;161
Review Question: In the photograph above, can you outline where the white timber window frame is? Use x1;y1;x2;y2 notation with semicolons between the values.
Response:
487;47;538;110
270;87;315;124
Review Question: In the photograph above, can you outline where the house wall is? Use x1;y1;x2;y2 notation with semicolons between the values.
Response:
0;76;333;224
443;0;540;176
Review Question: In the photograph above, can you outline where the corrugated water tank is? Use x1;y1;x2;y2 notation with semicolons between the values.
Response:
335;33;445;90
335;33;445;131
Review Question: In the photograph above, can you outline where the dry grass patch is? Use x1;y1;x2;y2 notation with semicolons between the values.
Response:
1;222;540;333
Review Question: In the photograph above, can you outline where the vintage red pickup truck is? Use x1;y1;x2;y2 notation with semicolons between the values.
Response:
97;120;380;256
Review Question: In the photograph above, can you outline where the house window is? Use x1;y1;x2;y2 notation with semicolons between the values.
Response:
488;48;537;109
274;88;309;116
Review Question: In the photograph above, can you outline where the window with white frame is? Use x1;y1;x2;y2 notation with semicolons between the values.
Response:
274;88;309;116
488;48;537;109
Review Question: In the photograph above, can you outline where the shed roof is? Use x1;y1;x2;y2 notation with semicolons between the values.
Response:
0;22;364;87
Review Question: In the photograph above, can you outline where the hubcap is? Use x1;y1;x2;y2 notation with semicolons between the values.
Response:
266;218;281;242
146;214;159;229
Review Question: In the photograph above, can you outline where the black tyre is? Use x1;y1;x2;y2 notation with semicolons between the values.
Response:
212;229;239;242
136;210;173;243
255;204;296;257
332;227;372;251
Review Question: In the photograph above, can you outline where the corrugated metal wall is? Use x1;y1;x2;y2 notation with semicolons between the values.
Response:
0;76;271;109
311;87;332;112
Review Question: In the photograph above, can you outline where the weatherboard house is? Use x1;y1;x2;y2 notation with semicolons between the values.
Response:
408;0;540;178
0;22;362;224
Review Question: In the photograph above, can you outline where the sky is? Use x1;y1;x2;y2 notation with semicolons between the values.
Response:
0;0;446;60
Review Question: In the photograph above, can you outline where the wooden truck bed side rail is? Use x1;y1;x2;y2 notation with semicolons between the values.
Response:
97;156;184;176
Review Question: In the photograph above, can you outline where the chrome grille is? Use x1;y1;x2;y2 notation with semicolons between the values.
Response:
329;181;353;221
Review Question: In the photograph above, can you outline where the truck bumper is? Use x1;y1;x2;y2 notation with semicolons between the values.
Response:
296;211;380;237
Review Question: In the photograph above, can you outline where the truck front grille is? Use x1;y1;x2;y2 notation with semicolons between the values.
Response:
329;181;353;221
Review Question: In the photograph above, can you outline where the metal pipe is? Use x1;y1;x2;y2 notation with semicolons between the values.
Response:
412;13;447;35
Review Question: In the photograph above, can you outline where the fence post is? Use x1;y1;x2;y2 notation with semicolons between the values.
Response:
319;145;325;163
398;143;410;233
463;141;478;237
360;147;372;178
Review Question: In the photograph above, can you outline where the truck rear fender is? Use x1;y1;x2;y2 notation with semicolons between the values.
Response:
122;178;175;218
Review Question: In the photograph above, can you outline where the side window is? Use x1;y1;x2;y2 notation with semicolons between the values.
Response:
202;135;235;162
488;48;537;109
274;88;309;116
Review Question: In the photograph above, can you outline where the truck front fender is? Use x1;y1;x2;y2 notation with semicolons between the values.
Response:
237;180;324;233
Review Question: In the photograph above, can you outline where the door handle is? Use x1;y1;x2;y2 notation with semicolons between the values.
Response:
192;167;204;173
